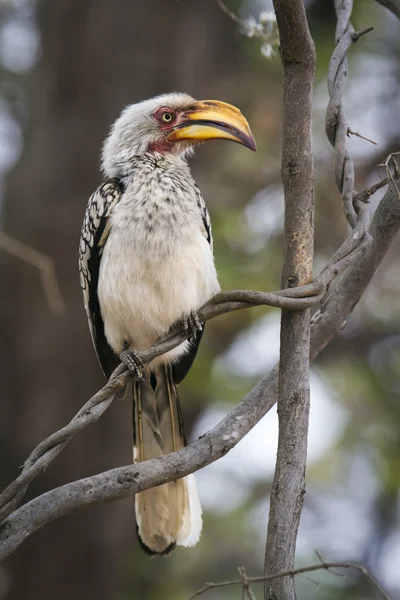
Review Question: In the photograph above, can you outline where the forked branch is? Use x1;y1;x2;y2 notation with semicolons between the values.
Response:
0;176;398;563
190;559;391;600
0;218;371;524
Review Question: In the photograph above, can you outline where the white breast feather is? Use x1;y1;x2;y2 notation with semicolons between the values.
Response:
97;156;220;366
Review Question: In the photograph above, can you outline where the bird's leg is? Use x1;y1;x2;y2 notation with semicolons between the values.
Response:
120;342;144;380
182;310;203;341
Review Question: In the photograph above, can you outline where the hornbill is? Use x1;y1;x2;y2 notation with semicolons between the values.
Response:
79;93;255;555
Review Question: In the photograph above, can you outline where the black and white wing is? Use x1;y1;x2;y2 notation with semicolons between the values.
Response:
79;177;124;378
172;184;213;385
194;182;213;249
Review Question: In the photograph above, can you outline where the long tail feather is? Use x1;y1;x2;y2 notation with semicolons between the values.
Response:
133;364;202;555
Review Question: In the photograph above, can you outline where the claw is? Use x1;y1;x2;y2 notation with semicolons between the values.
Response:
182;310;203;340
119;346;144;380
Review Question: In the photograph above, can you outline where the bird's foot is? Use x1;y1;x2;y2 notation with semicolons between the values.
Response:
120;345;144;380
182;311;203;341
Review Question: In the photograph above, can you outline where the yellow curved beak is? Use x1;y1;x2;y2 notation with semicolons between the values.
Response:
167;100;256;151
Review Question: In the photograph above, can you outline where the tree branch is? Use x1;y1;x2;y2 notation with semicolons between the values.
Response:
0;278;331;522
0;218;372;525
0;232;65;314
311;177;400;359
190;560;391;600
215;0;242;27
0;177;398;562
264;3;315;600
325;1;374;229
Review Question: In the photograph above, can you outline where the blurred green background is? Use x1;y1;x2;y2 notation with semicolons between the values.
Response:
0;0;399;598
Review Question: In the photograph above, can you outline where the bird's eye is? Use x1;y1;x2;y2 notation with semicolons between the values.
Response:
160;111;175;124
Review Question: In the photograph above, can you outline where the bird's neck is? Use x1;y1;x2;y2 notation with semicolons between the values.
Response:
105;151;191;181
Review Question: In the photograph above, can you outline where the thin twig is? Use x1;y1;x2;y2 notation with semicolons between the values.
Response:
353;177;389;204
214;0;279;50
190;560;391;600
352;26;374;40
325;1;374;228
215;0;242;26
0;364;127;522
0;232;65;314
347;128;378;145
238;567;257;600
379;152;400;198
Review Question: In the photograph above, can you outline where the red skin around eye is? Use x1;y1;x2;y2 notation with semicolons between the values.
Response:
148;107;180;153
153;106;177;129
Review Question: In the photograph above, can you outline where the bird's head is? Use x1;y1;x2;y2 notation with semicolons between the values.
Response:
101;92;256;177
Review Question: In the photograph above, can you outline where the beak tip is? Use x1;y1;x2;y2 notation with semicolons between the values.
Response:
244;136;257;152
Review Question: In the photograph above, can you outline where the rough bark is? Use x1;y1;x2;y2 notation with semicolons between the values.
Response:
264;2;316;599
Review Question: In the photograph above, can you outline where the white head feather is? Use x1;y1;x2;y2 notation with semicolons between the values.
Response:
101;92;196;177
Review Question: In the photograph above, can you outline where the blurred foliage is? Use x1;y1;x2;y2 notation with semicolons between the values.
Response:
0;0;399;599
